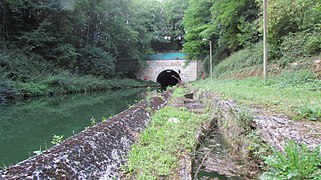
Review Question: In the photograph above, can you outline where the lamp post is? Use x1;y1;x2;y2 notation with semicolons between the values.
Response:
203;39;213;78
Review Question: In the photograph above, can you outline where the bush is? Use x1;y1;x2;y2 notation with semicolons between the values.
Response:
0;49;52;82
267;0;321;47
77;46;116;78
213;42;263;77
261;141;321;180
272;70;321;88
279;31;321;65
0;68;17;98
0;80;17;99
14;82;49;97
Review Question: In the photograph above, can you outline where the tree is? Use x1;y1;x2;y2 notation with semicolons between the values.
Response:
183;0;260;64
182;0;213;60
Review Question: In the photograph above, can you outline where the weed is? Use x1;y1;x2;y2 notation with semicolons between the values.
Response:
260;141;321;180
295;106;321;121
236;107;253;132
90;116;97;126
146;87;152;110
247;131;272;160
51;134;64;145
101;116;107;122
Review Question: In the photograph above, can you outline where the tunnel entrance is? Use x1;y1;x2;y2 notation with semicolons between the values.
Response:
156;69;181;91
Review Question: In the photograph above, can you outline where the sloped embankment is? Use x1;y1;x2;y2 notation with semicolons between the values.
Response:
0;91;171;179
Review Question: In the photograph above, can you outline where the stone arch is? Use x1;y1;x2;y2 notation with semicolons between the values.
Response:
156;69;181;89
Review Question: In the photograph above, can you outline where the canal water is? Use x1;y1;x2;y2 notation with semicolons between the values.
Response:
0;88;147;168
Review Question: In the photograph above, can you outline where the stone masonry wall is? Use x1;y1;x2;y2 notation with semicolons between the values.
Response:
0;92;172;180
137;60;198;83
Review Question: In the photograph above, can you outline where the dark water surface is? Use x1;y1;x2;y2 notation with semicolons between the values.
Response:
0;88;147;167
193;129;231;180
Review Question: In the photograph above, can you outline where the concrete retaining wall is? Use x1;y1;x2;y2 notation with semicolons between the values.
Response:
0;92;172;179
137;60;198;83
116;59;202;83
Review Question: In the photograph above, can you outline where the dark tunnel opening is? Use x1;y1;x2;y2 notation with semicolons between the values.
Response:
156;69;181;91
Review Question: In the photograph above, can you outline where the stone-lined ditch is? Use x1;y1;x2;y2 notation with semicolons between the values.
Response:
170;88;260;179
188;87;321;179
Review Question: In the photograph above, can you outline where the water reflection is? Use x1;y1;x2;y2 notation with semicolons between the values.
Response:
0;88;146;167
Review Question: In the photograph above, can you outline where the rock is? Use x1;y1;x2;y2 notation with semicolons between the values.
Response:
184;93;194;99
168;118;180;123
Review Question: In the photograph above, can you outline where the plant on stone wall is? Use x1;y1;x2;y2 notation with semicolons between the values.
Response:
90;116;97;126
51;134;64;145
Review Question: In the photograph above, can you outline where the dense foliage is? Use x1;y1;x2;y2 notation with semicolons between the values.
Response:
183;0;321;72
0;0;187;99
1;0;320;98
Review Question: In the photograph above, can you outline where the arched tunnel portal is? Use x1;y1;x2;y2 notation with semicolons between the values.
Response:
156;69;181;89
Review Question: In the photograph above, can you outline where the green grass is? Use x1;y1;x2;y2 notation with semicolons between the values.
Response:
171;87;187;98
123;106;208;179
192;70;321;121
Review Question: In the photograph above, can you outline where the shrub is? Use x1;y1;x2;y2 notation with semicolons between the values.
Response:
279;31;321;65
0;68;17;98
14;82;49;97
77;46;116;78
276;70;321;87
213;42;263;77
0;49;52;82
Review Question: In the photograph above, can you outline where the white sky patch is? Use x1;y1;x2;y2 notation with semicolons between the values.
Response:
62;0;75;11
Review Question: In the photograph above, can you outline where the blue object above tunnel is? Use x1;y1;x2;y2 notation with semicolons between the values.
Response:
143;52;187;60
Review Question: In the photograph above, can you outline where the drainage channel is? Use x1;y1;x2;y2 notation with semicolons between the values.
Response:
173;90;255;179
192;127;240;180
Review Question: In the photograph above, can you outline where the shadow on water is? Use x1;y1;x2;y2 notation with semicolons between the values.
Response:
0;88;147;167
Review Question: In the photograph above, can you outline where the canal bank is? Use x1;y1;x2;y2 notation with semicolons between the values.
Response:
0;89;171;179
1;86;320;179
123;86;321;179
0;88;151;169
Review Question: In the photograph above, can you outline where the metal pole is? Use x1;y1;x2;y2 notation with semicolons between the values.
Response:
210;40;213;78
263;0;268;79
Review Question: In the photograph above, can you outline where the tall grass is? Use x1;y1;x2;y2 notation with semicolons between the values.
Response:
192;70;321;121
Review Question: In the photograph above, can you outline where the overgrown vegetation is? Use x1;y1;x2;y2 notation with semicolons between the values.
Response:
192;70;321;121
2;73;156;98
183;0;321;74
123;106;208;179
247;131;272;160
261;141;321;180
0;0;186;100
